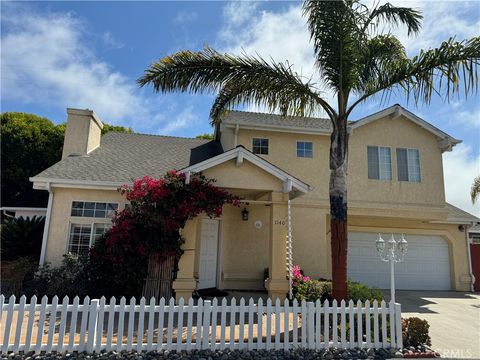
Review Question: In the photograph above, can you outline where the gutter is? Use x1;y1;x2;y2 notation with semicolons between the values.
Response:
39;182;54;267
465;223;475;292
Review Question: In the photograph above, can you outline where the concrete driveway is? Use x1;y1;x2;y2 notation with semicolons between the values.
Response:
395;291;480;359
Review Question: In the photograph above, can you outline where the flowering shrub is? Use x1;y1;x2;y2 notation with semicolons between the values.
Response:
88;171;239;297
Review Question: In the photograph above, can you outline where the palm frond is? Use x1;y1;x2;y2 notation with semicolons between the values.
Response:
364;3;423;35
472;176;480;204
348;37;480;114
139;47;335;120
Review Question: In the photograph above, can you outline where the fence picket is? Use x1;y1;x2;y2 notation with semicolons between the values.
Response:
1;294;403;354
95;297;106;353
381;300;388;348
229;298;236;351
0;295;4;326
315;299;321;350
373;300;380;348
68;297;80;352
2;295;15;353
282;299;288;351
13;295;26;353
357;300;363;348
340;300;346;348
332;300;338;347
220;299;227;349
57;296;69;352
126;297;136;350
307;301;315;349
106;297;116;352
365;300;371;349
35;296;48;354
257;298;264;350
157;297;165;351
195;299;203;350
24;295;37;351
167;298;175;350
210;298;218;351
389;300;396;348
177;297;185;352
117;297;126;352
274;299;281;350
185;298;193;351
291;299;298;347
137;297;146;352
78;296;90;352
247;298;254;350
265;298;272;350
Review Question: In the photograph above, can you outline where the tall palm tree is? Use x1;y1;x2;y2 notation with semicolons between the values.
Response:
139;0;479;300
472;176;480;203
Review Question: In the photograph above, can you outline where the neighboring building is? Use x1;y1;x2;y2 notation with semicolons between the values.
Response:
31;105;479;300
1;207;47;220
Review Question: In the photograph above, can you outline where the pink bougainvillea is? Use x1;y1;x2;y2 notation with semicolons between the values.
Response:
88;171;239;296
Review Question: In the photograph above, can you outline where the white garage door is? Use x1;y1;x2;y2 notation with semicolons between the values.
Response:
347;232;451;290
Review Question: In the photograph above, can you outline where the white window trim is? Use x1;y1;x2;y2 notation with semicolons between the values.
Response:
368;145;392;181
65;221;112;255
251;137;270;155
397;147;421;182
296;140;314;158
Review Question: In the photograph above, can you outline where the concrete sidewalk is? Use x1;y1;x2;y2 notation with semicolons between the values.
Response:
394;291;480;359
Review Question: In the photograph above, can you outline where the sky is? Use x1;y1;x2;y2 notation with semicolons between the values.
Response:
1;0;479;216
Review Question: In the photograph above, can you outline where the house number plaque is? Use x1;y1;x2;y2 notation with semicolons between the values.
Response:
274;219;286;225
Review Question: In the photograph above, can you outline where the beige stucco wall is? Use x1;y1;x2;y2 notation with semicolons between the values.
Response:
44;187;127;266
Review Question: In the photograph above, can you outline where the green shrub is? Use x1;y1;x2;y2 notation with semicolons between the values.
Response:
293;279;329;302
402;317;431;347
347;281;383;302
1;216;45;261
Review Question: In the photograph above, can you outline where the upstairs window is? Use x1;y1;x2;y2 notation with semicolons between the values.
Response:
71;201;118;218
297;141;313;158
252;138;269;155
367;146;392;180
397;148;421;182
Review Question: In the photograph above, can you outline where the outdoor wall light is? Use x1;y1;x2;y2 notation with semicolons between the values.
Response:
242;207;249;221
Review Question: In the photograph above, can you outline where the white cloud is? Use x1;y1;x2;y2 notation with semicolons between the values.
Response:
102;32;124;49
443;144;480;216
159;106;199;135
0;6;172;131
174;10;198;24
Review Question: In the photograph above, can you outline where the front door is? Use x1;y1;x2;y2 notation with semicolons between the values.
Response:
198;218;220;289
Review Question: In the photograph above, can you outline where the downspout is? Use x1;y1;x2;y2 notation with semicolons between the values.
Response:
39;182;53;267
287;198;293;299
465;223;475;292
234;124;239;148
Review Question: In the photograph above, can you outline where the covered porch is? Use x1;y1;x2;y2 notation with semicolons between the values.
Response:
172;146;310;301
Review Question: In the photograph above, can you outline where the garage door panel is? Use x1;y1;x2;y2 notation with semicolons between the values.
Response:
347;232;451;290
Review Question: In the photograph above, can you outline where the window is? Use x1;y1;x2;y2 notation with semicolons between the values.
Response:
67;223;111;256
252;138;269;155
67;224;92;257
397;148;421;182
297;141;313;158
71;201;118;218
367;146;392;180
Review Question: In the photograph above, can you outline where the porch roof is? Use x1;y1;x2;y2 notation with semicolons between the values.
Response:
181;146;311;197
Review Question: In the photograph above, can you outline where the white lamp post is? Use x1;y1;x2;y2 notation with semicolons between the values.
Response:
375;233;408;304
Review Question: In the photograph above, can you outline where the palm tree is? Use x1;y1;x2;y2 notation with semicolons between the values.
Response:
139;0;479;300
472;176;480;203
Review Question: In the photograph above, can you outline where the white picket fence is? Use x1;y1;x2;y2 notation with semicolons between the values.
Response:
0;295;402;354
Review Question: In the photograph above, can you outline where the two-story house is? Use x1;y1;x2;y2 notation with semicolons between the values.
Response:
31;105;478;300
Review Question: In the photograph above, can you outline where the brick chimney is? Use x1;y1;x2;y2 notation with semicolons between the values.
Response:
62;108;104;159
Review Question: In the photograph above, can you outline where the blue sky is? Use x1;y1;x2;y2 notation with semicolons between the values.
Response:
1;0;479;215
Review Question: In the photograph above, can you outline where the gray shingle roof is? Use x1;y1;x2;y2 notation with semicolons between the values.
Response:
223;110;333;131
33;132;223;183
445;203;480;223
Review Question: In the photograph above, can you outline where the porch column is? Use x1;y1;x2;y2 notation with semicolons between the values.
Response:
172;217;198;301
265;192;290;301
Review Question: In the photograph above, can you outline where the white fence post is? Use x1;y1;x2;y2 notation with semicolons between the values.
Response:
86;299;99;353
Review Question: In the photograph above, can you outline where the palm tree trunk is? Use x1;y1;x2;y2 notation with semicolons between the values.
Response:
329;115;348;301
